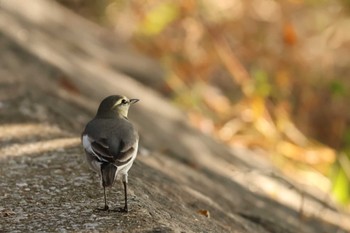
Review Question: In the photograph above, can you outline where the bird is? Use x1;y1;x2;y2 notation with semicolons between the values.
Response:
81;95;139;212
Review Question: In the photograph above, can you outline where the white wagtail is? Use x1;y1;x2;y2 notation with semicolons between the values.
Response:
82;95;139;212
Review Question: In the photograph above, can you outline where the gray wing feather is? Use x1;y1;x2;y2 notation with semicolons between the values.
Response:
108;134;137;163
84;118;138;166
90;140;114;162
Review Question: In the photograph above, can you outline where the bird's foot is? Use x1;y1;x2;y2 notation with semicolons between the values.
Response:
121;206;128;213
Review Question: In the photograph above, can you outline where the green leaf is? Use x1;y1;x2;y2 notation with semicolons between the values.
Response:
342;128;350;148
252;69;271;97
331;153;350;205
138;2;179;36
330;80;346;97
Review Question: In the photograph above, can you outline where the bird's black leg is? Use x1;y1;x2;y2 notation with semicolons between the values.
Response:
103;186;109;211
113;174;128;213
97;185;109;211
122;173;129;212
123;180;128;212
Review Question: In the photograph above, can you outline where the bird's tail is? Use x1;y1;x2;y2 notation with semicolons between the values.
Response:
101;163;117;187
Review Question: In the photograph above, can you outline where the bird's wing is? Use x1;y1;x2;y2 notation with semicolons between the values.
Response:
108;133;138;165
82;119;138;166
82;134;114;163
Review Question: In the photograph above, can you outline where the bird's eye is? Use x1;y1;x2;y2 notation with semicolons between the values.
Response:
121;99;128;105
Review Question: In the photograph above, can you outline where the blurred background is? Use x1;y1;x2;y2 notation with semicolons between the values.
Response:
55;0;350;208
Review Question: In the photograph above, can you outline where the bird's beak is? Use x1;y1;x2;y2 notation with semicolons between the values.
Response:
129;99;139;104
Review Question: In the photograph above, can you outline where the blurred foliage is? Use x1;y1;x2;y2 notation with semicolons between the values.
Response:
331;152;350;204
56;0;350;207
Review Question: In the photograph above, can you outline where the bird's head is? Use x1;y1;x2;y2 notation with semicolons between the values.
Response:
96;95;139;118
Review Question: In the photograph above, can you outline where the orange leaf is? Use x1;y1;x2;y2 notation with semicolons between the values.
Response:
283;22;297;46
